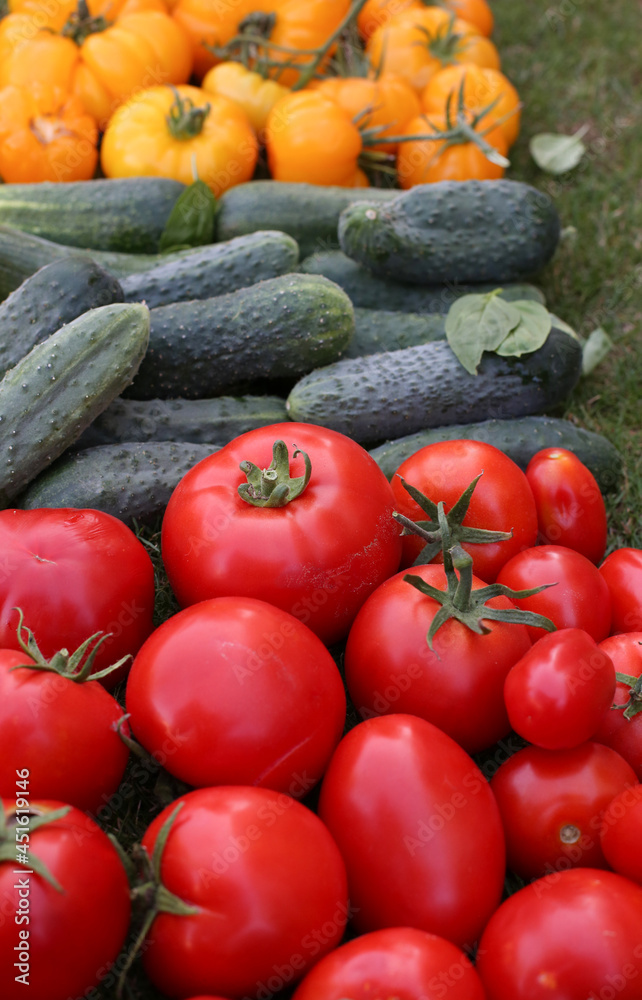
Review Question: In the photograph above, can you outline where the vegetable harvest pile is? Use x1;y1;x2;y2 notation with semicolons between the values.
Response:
0;1;641;999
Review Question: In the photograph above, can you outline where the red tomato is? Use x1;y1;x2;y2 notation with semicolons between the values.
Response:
489;741;638;881
290;926;486;1000
599;547;642;633
496;544;612;643
599;784;642;884
126;596;346;792
317;714;506;949
476;868;642;1000
390;439;538;581
503;628;616;749
0;508;155;689
161;423;402;646
525;447;608;564
0;799;131;1000
344;562;533;754
0;644;129;814
593;632;642;779
139;786;349;998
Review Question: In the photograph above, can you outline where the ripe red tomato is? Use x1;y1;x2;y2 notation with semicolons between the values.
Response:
317;714;506;949
390;439;538;581
503;628;616;749
161;423;402;646
599;783;642;884
496;544;612;643
525;447;608;564
290;926;486;1000
476;868;642;1000
344;562;533;754
489;741;638;881
126;596;346;792
139;786;349;998
592;632;642;779
0;508;155;689
0;799;131;1000
599;547;642;633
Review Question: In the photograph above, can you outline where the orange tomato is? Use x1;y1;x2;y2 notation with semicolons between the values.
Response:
0;82;98;182
7;0;168;31
312;74;421;153
396;110;508;186
358;0;494;42
422;64;521;147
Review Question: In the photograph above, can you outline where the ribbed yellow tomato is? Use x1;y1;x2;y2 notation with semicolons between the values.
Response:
201;62;289;134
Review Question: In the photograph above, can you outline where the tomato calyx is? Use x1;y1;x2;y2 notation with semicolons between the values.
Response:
238;439;312;507
613;671;642;720
8;607;131;684
166;88;211;141
0;799;71;891
61;0;110;45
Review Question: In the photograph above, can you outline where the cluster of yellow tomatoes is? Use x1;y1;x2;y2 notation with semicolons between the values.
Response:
0;0;522;193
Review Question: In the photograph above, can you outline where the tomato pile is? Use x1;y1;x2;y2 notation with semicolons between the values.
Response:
1;425;642;1000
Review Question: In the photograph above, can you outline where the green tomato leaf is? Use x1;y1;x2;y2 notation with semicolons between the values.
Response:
445;290;522;374
159;179;217;253
529;125;589;175
495;300;552;357
581;326;613;376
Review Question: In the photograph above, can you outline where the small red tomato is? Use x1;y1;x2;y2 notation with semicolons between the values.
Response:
503;628;616;749
525;447;608;564
599;783;642;884
599;547;642;634
592;632;642;779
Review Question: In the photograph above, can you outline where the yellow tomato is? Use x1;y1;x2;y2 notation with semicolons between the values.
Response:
202;62;289;135
358;0;494;41
312;74;421;152
7;0;168;31
101;84;258;195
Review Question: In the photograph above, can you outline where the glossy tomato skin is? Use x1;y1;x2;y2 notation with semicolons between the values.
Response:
599;783;642;884
525;447;608;564
0;649;129;813
344;563;532;754
390;439;538;581
476;868;642;1000
317;714;506;949
140;786;349;998
496;544;612;644
0;799;131;1000
592;632;642;779
126;597;346;792
0;508;155;689
503;628;616;749
489;741;638;881
599;547;642;633
290;926;486;1000
161;423;402;646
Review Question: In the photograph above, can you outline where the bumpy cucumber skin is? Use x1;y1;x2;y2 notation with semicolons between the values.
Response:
300;250;546;312
349;308;446;357
16;442;218;524
338;180;561;285
120;231;300;308
0;302;150;505
0;257;124;376
125;273;355;400
216;181;398;259
0;178;185;253
369;416;624;494
74;395;288;449
286;327;583;447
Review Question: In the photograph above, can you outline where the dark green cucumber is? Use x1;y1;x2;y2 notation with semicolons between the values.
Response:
125;273;354;400
74;395;288;449
368;416;624;494
338;180;561;285
0;257;124;377
216;181;398;259
16;442;218;525
349;308;446;357
0;302;150;505
300;250;546;311
286;326;583;447
0;177;186;253
119;231;299;308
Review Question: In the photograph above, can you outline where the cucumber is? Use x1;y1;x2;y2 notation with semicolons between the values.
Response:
285;326;583;447
16;442;218;525
119;231;299;308
368;416;624;494
0;257;124;377
125;273;355;400
300;250;546;311
349;308;446;357
0;177;186;253
74;395;288;449
0;302;150;505
216;181;398;259
338;180;561;285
